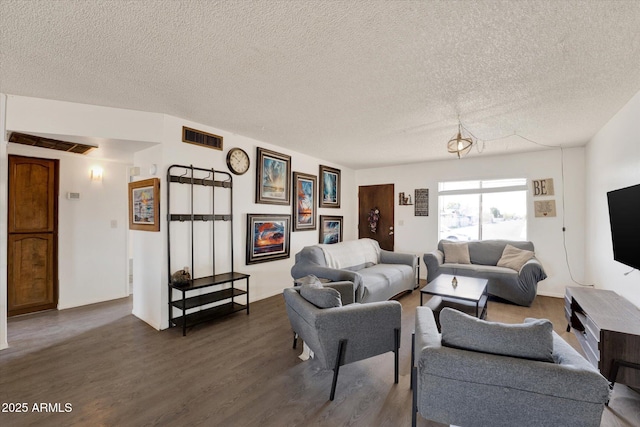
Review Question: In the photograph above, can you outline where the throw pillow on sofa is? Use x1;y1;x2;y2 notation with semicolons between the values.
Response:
497;244;534;271
442;242;471;264
439;307;554;362
298;276;342;309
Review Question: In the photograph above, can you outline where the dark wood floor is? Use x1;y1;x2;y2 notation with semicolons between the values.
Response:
1;289;639;427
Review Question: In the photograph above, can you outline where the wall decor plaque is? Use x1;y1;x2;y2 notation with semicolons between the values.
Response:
414;188;429;216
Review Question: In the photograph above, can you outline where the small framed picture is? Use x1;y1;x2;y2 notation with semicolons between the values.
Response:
128;178;160;232
246;214;291;264
319;165;341;208
256;147;291;205
292;172;317;231
319;215;343;244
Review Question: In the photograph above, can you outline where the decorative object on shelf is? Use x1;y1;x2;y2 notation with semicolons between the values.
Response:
414;188;429;216
399;192;413;205
367;208;380;233
255;147;291;205
226;147;250;175
319;165;341;208
319;215;343;244
292;172;317;231
171;267;191;286
532;178;555;196
246;213;291;264
451;276;458;288
447;120;476;158
128;178;160;232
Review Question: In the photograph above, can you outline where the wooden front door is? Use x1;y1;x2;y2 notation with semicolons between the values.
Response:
358;184;394;251
7;155;59;316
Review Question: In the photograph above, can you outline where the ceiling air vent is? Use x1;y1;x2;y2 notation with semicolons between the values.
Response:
182;126;223;151
9;132;96;155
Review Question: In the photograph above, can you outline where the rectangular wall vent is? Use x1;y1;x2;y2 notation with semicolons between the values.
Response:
182;126;223;151
9;132;96;155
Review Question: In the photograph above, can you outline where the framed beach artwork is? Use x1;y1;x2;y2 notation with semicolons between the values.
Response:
128;178;160;232
255;147;291;205
319;215;343;244
292;172;317;231
319;165;341;208
246;214;291;264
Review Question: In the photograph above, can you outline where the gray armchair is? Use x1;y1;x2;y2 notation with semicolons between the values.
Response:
283;283;401;401
411;307;610;427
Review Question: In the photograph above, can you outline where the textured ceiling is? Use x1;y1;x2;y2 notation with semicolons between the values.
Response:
2;1;640;169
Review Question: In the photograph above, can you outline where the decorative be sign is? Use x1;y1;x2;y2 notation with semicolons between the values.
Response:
532;178;554;196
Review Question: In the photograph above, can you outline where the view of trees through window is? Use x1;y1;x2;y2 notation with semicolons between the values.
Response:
438;179;528;241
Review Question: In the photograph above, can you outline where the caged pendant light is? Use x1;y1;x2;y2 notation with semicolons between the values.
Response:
447;121;475;158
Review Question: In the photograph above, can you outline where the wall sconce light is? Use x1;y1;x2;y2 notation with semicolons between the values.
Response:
91;166;103;181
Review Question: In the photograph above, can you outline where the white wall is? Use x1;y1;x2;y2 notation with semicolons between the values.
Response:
355;147;586;298
131;144;165;330
0;95;357;335
6;95;164;144
585;89;640;308
6;144;131;309
134;114;357;330
0;95;165;345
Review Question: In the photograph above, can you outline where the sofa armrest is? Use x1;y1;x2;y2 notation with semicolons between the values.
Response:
414;307;442;366
292;264;361;286
380;249;417;267
324;281;355;305
519;257;547;281
423;250;444;282
316;300;402;368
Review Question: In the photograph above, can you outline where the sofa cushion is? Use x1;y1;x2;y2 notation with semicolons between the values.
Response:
299;277;342;309
358;263;414;302
442;242;471;264
497;244;535;271
440;308;554;362
437;240;535;266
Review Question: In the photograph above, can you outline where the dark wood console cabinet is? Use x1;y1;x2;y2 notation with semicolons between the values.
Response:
565;287;640;388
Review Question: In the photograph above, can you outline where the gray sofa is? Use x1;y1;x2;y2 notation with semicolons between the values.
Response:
423;239;547;306
291;238;417;303
412;307;610;427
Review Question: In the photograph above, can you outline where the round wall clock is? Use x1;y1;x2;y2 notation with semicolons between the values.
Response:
226;147;250;175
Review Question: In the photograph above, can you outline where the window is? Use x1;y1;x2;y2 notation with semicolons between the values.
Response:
438;178;528;241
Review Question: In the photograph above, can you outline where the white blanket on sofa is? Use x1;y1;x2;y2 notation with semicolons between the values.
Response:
319;239;380;270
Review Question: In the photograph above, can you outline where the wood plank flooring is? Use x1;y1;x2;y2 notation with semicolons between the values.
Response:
1;289;639;426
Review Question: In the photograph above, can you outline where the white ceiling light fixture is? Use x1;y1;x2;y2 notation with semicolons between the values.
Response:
447;121;476;159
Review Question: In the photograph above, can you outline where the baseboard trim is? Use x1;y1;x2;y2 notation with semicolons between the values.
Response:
537;290;564;299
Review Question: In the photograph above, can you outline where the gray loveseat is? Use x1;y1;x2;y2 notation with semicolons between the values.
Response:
423;239;546;306
411;307;610;427
291;238;417;303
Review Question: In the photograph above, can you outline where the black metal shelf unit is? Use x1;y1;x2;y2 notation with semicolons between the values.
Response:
167;164;250;336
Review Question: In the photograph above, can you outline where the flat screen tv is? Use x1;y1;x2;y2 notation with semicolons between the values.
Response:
607;183;640;270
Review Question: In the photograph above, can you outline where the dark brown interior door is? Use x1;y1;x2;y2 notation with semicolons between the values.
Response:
8;155;58;316
358;184;394;251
